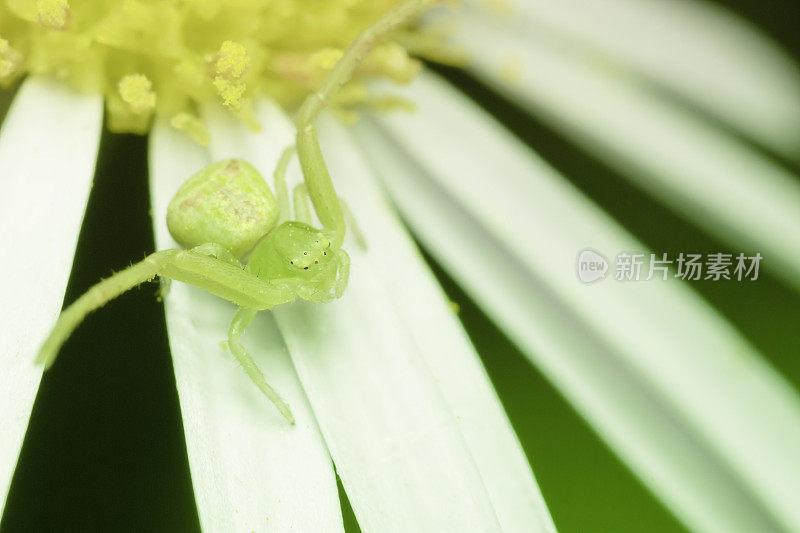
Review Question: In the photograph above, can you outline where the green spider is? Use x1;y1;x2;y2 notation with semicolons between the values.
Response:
36;0;442;424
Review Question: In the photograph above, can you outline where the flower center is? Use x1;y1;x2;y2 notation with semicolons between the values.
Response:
0;0;450;141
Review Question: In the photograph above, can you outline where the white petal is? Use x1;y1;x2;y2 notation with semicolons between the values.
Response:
203;102;524;531
354;71;800;532
0;78;102;509
449;7;800;292
149;121;343;532
323;118;554;533
466;0;800;154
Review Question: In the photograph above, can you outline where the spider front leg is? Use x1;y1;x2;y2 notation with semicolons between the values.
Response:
333;249;350;298
292;181;366;249
339;198;367;249
37;246;300;369
292;0;442;245
226;307;295;424
191;242;245;268
295;122;346;247
292;183;314;225
273;146;295;223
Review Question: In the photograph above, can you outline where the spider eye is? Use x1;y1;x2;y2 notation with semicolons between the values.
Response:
303;266;309;270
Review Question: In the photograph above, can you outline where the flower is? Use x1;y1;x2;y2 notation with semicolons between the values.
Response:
1;0;800;531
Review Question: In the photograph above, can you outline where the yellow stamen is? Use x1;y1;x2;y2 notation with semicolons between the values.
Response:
35;0;70;30
170;113;211;146
0;39;23;87
213;77;246;110
212;41;249;80
118;74;156;114
362;43;420;83
309;48;344;71
0;0;449;140
209;41;249;110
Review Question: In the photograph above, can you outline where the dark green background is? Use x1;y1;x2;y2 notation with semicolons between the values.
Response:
2;1;799;531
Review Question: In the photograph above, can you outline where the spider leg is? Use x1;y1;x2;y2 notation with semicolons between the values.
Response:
291;183;365;251
273;146;294;223
37;247;299;369
292;183;313;225
227;307;295;424
339;198;367;249
160;249;300;308
295;123;345;246
37;249;179;368
293;0;442;247
334;249;350;298
190;242;245;268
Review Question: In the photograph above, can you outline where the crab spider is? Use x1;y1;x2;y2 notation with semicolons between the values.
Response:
36;0;443;423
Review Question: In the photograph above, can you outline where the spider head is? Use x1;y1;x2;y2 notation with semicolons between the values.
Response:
272;222;334;273
248;221;349;303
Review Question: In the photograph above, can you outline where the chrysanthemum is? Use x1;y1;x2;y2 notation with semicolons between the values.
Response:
1;0;800;531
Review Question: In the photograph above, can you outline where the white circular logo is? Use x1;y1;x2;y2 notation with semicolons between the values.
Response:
576;249;608;283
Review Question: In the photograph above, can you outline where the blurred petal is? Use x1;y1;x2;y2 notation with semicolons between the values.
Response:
0;78;102;509
470;0;800;154
149;121;343;532
354;71;800;532
449;3;800;292
202;101;551;531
